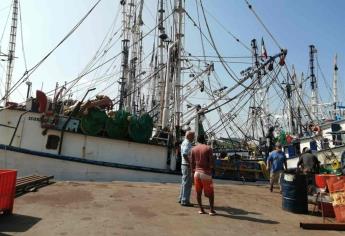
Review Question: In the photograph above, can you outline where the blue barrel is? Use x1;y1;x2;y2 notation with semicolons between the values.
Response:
281;173;308;214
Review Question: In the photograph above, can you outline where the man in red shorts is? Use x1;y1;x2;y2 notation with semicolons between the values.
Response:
191;135;216;215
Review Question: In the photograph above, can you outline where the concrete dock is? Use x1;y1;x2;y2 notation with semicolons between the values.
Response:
0;181;343;236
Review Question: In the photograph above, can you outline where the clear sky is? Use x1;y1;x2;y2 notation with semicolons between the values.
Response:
0;0;344;136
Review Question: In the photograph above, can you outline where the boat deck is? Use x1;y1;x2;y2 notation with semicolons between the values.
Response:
0;181;342;236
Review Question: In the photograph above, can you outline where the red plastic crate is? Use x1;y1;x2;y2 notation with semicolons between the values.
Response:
315;174;337;189
330;180;345;193
334;205;345;223
326;176;345;193
0;170;17;215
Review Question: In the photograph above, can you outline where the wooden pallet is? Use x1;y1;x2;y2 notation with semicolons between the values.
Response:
15;175;54;197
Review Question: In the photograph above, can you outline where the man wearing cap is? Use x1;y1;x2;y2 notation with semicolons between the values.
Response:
266;143;287;192
297;147;320;174
298;147;320;193
178;131;195;206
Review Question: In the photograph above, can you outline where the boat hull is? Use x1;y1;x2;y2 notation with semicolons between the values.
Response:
0;146;180;183
287;145;345;169
0;109;182;182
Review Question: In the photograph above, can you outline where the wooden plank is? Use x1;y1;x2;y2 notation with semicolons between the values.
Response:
300;222;345;230
15;175;54;196
16;176;53;188
16;176;43;184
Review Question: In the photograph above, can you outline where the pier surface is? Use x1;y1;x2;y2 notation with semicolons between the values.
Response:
0;181;342;236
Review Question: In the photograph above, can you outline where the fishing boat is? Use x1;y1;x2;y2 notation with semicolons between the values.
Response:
280;49;345;172
4;0;338;182
0;0;185;182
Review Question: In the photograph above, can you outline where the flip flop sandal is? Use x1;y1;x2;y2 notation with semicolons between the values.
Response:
198;210;206;214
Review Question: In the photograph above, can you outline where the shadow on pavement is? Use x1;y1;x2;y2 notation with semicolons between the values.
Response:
0;213;41;233
215;206;279;224
216;206;261;215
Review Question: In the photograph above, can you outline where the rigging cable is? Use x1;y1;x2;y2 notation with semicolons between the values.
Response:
0;1;12;53
49;10;172;97
194;0;207;63
0;4;11;13
198;0;247;88
86;9;122;94
232;69;279;140
96;46;159;99
244;0;282;50
6;1;175;102
183;55;252;59
2;0;103;101
207;64;281;137
45;52;123;97
18;1;27;71
316;56;333;100
202;7;251;52
55;2;123;99
184;8;249;89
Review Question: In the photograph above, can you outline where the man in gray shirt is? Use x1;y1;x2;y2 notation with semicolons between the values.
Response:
178;131;194;207
297;147;320;174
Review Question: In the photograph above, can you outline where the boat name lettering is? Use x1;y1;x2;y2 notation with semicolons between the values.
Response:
28;117;41;122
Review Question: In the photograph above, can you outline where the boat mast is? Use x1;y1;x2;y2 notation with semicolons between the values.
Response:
161;0;184;132
124;0;136;111
173;0;184;135
161;41;175;128
157;0;167;127
333;53;338;119
309;45;318;120
128;0;144;114
293;66;303;136
137;1;144;113
4;0;19;104
251;39;265;138
298;72;304;135
118;0;130;110
285;71;295;134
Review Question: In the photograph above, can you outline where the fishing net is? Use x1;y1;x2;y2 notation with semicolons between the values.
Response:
128;113;154;143
80;107;107;136
106;110;130;139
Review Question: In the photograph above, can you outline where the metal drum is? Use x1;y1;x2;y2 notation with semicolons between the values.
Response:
281;172;308;214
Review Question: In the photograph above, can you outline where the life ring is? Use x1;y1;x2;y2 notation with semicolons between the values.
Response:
313;126;321;133
331;159;341;170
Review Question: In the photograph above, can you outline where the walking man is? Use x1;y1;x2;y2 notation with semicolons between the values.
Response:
191;135;216;215
266;143;287;192
178;131;194;207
